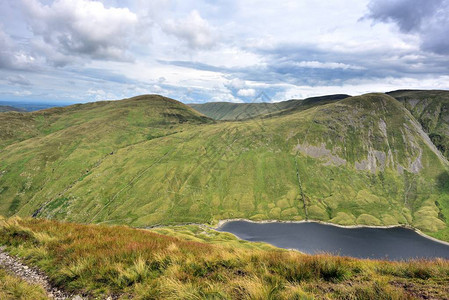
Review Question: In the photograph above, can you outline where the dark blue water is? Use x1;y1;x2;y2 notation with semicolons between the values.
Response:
217;221;449;260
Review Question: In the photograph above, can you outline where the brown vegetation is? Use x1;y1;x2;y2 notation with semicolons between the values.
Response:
0;217;447;299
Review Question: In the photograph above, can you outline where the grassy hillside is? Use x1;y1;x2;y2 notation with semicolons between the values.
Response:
1;93;448;241
388;90;449;160
0;95;211;149
0;95;212;217
1;217;448;299
0;106;26;113
189;94;350;120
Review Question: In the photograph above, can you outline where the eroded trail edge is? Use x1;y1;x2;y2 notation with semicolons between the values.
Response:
0;246;83;300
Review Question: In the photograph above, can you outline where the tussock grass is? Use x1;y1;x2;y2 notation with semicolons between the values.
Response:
0;268;48;300
0;217;448;299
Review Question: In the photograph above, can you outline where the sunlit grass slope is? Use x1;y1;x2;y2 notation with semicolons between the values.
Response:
189;94;350;120
0;95;212;217
1;93;449;241
1;217;448;299
0;94;211;149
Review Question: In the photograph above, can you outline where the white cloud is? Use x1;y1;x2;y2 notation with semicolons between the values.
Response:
87;88;117;100
0;26;37;70
13;90;32;96
163;10;217;49
237;88;256;97
210;93;243;103
2;0;449;103
227;78;246;89
294;61;364;70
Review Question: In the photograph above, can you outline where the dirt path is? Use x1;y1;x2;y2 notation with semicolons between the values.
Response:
0;246;83;300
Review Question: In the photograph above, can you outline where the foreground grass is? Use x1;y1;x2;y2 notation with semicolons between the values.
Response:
0;268;48;300
0;217;448;299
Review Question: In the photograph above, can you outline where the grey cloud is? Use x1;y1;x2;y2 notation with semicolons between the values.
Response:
162;40;449;90
0;28;14;69
0;27;37;70
20;0;139;63
366;0;449;54
6;75;32;86
366;0;443;32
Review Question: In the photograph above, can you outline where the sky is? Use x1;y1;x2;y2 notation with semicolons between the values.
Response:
0;0;448;104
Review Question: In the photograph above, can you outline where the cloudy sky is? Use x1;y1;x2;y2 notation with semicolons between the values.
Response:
1;0;448;104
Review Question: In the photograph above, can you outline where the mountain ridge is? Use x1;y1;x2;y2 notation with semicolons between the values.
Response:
1;92;449;241
387;89;449;160
0;105;26;113
189;94;350;120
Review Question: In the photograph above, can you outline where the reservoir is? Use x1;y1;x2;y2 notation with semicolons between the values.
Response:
217;220;449;260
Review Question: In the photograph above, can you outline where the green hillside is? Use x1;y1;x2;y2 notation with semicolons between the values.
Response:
388;90;449;160
1;93;448;241
0;95;212;217
0;95;211;148
189;94;350;120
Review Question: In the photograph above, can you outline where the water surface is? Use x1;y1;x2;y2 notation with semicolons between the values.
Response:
218;221;449;260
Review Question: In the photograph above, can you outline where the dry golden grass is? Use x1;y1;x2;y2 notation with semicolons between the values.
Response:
0;217;448;299
0;268;48;300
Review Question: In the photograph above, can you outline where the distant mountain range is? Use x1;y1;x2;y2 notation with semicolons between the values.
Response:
0;105;27;112
189;94;350;120
0;90;448;242
0;101;70;112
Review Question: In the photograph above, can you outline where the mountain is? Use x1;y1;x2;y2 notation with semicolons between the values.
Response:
0;95;212;216
0;105;26;112
0;94;211;149
387;90;449;160
189;94;350;120
1;93;448;241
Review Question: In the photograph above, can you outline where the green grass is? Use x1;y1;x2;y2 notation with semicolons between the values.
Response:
0;268;48;300
1;217;448;299
1;93;449;241
189;94;350;120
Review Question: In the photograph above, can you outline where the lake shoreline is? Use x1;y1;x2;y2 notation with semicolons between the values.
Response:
215;218;449;247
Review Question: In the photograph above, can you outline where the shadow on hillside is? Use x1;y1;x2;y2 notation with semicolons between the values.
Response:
437;171;449;193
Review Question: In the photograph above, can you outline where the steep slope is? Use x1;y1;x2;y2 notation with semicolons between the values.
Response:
0;95;212;217
2;93;448;240
189;94;350;120
387;90;449;160
0;105;26;112
0;95;211;149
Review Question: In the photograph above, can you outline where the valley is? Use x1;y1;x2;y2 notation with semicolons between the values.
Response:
0;91;448;241
2;1;449;298
1;90;449;299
